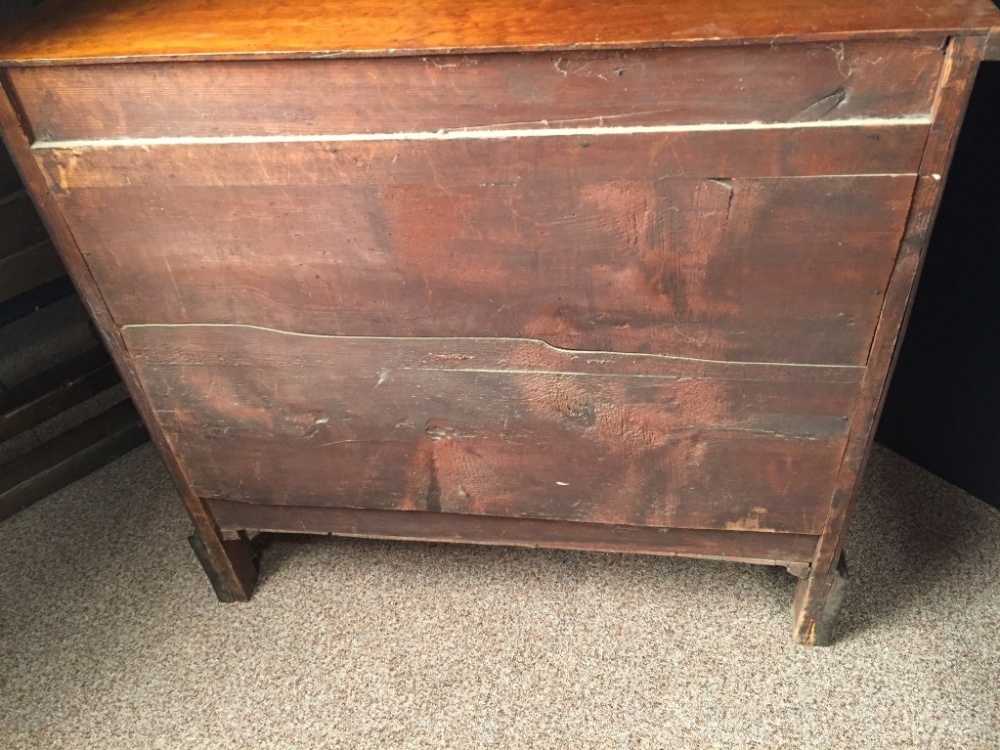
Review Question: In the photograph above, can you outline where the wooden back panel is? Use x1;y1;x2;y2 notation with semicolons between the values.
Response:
126;324;861;535
9;41;943;141
42;134;919;365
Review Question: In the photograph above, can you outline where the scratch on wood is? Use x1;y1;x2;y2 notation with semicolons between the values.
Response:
792;87;848;121
707;178;735;222
425;451;442;512
424;424;478;440
828;42;850;78
299;413;330;439
320;438;406;447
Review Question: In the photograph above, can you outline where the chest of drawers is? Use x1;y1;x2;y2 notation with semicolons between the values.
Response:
2;0;997;645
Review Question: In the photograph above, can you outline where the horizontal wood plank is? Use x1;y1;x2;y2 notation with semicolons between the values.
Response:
49;138;917;364
0;189;46;260
208;499;820;566
0;240;66;303
35;123;929;183
0;399;148;521
1;0;997;64
10;41;944;141
0;346;120;441
125;324;861;535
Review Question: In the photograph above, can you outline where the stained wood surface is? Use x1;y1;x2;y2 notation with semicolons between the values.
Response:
808;37;988;583
1;76;259;603
37;125;928;185
9;41;944;141
44;139;919;366
125;324;860;535
208;499;820;566
1;0;997;64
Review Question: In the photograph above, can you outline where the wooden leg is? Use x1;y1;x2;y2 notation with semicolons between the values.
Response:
188;526;259;602
792;553;849;646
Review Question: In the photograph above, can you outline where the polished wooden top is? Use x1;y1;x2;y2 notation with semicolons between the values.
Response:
1;0;999;65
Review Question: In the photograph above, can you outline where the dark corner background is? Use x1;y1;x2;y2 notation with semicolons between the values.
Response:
877;56;1000;511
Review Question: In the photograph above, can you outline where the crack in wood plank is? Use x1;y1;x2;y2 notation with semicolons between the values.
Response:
121;322;867;371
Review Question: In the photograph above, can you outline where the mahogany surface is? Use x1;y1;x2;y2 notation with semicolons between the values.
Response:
0;0;997;63
2;0;997;644
126;324;861;534
10;42;944;139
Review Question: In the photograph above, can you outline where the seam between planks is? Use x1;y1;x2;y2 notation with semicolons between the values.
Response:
121;322;866;371
31;116;933;150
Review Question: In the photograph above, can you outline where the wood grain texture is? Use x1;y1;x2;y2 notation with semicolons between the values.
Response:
0;75;258;602
207;499;820;566
124;324;861;535
43;138;919;366
808;37;986;586
920;37;992;178
8;41;944;141
1;0;997;64
35;124;929;182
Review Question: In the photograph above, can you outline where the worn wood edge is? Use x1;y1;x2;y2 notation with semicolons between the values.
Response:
808;35;986;583
0;30;990;68
0;72;257;599
0;345;118;441
0;399;148;521
792;553;848;646
188;530;260;602
0;239;66;303
206;499;820;566
985;28;1000;60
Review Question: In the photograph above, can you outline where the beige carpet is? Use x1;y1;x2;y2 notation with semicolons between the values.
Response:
1;443;998;749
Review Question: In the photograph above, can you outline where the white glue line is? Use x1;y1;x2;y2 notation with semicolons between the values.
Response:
32;116;932;151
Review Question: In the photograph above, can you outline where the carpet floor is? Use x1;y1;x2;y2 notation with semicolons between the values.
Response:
0;443;998;749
